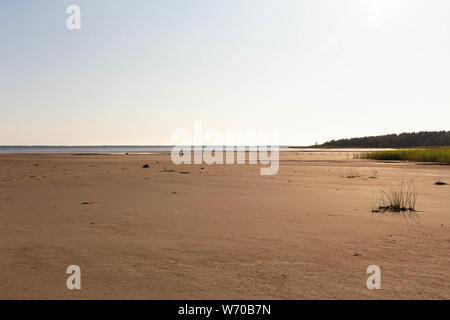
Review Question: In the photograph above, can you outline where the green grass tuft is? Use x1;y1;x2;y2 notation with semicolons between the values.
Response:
372;182;419;219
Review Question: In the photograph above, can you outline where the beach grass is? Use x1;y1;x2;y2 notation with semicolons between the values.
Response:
372;182;418;217
339;168;361;178
359;148;450;164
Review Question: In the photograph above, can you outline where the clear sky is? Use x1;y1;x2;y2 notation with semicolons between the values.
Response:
1;0;449;145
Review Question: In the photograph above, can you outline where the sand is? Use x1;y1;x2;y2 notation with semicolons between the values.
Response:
0;152;449;299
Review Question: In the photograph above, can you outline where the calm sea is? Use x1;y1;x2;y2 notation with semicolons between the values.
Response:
0;146;389;154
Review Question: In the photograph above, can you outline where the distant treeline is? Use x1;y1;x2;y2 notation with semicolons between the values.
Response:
319;131;450;148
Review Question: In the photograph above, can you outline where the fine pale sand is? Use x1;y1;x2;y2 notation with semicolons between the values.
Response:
0;152;449;299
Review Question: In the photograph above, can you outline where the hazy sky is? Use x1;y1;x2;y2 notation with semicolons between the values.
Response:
1;0;449;145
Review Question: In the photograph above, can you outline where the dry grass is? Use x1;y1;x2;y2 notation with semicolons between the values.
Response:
368;169;378;179
339;168;378;179
339;168;361;178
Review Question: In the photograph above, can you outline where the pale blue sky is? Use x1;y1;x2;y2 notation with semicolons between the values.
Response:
1;0;449;145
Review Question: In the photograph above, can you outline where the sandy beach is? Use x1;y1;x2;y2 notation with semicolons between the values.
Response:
0;152;449;299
